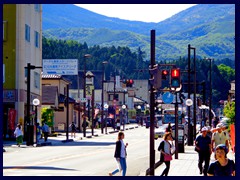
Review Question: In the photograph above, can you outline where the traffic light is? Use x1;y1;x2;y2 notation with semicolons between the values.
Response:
170;68;181;88
126;79;134;87
161;70;169;80
149;64;161;90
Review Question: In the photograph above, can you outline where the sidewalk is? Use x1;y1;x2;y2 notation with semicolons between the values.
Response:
152;146;235;176
3;123;139;148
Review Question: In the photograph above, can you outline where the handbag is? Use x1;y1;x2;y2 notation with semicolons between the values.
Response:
194;146;200;153
164;154;172;161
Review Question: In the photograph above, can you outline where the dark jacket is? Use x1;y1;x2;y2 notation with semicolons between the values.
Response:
114;140;127;158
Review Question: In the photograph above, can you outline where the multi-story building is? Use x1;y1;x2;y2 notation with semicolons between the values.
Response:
3;4;42;139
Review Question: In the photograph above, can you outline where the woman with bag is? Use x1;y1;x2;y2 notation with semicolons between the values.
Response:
158;132;174;176
109;131;128;176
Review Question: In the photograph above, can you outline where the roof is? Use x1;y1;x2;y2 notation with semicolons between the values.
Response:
59;94;76;104
42;73;71;84
42;86;58;105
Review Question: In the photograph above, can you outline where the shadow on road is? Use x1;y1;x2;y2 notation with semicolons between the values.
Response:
3;166;76;171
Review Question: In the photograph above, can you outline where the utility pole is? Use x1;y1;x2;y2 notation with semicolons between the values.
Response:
149;29;155;176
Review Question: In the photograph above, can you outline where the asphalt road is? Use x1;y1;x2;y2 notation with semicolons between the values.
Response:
3;126;163;176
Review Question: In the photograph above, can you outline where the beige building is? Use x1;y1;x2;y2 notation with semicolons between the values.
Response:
42;74;76;132
3;4;42;139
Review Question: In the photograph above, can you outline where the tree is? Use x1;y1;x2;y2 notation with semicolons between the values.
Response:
223;101;235;124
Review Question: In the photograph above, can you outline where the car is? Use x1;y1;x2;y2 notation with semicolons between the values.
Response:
145;115;162;128
154;123;173;139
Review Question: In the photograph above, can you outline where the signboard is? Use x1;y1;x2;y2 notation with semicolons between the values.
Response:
43;59;78;75
162;92;174;104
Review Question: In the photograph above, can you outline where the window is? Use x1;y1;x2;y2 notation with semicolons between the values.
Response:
25;24;30;42
34;31;39;48
34;4;40;12
34;72;40;89
108;94;119;101
3;21;7;41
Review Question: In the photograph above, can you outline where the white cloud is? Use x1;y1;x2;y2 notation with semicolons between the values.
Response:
74;4;197;23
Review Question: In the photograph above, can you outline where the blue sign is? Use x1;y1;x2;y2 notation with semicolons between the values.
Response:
162;92;174;104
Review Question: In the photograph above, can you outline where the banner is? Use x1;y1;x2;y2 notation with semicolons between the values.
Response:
8;109;17;130
230;124;235;153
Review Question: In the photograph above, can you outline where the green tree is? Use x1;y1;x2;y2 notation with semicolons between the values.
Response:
223;101;235;124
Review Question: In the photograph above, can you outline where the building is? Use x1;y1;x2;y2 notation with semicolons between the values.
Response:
3;4;42;139
42;74;75;132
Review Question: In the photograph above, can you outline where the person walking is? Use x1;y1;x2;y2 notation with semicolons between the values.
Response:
69;122;76;138
36;122;42;144
166;122;172;133
109;131;128;176
207;144;235;176
211;123;229;152
158;132;174;176
14;124;23;147
195;126;212;176
42;122;49;142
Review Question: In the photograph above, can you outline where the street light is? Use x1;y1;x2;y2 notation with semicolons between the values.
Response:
101;61;108;134
104;104;109;134
122;104;127;130
83;54;92;137
33;98;40;145
205;58;213;127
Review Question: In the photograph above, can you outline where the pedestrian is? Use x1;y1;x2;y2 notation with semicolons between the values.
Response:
158;132;174;176
207;144;235;176
14;123;23;147
166;122;172;133
194;126;212;176
69;122;76;138
211;123;229;152
36;122;42;144
42;122;49;142
109;131;128;176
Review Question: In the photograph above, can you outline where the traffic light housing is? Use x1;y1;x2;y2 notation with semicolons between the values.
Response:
161;70;169;80
170;68;181;88
149;64;161;90
126;79;134;87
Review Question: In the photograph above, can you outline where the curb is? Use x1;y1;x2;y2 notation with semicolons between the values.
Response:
61;139;74;143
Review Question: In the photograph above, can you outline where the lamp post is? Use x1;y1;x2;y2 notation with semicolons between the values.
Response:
187;44;196;145
32;98;40;145
83;54;92;137
77;59;81;133
205;58;213;127
104;104;109;134
122;104;126;131
25;63;42;146
101;61;108;134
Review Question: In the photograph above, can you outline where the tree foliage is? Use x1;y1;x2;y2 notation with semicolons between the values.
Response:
223;101;235;124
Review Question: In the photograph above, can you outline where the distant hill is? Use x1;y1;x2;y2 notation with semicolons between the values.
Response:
42;4;235;61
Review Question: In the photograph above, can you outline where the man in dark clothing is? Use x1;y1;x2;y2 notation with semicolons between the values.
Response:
195;126;212;176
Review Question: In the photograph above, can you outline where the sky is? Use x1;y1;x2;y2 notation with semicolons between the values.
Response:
74;4;197;23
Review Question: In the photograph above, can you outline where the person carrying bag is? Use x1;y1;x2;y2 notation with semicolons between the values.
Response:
158;132;174;176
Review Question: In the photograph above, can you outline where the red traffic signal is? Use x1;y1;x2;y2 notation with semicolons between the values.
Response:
161;70;169;80
126;79;134;87
170;68;181;88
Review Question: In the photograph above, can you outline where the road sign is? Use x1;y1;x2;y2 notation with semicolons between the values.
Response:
42;59;78;75
162;92;174;104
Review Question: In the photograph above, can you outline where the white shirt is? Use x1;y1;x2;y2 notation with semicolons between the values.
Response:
120;140;126;158
14;127;22;137
163;140;171;154
212;131;228;147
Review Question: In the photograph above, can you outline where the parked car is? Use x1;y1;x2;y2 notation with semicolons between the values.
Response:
145;115;162;128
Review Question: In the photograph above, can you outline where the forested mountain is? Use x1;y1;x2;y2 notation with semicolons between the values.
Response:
42;4;235;61
42;37;235;106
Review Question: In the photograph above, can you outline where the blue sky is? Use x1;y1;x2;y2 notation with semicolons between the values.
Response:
74;4;196;23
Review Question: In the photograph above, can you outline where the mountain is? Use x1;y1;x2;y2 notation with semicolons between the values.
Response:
42;4;235;61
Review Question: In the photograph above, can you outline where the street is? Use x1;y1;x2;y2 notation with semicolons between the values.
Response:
3;125;162;176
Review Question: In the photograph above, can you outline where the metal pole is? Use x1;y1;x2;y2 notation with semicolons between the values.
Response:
92;89;94;136
123;91;126;131
193;48;197;140
113;71;116;131
202;81;206;125
66;84;69;140
209;59;212;127
35;105;37;144
77;60;81;133
101;64;104;134
187;45;193;145
149;29;155;176
175;92;179;159
83;57;86;137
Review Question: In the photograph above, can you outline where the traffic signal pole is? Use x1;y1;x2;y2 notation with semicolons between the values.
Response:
149;30;155;176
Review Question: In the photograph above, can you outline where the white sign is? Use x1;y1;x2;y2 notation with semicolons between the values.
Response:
161;104;175;109
43;59;78;75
